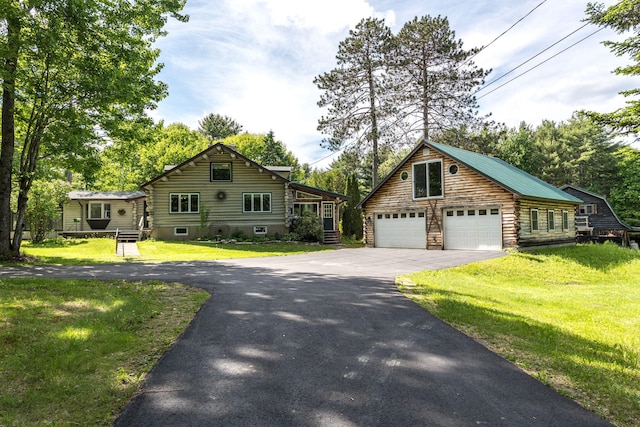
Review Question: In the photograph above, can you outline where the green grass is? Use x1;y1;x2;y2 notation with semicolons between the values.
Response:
398;243;640;427
0;278;209;426
12;238;332;265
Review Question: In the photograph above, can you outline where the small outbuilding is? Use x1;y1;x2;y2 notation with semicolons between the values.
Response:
561;184;640;246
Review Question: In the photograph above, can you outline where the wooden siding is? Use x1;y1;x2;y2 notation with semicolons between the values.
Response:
146;151;288;239
363;147;517;249
362;146;576;249
62;199;142;232
517;199;576;247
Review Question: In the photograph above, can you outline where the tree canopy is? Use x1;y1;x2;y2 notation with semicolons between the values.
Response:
0;0;187;259
198;113;243;141
586;0;640;134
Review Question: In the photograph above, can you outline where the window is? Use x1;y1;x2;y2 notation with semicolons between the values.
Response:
170;193;199;213
174;227;188;236
243;193;271;212
578;204;596;215
563;210;570;230
254;226;267;235
293;202;318;216
211;162;232;181
87;203;111;219
548;210;556;231
413;160;443;199
530;208;539;232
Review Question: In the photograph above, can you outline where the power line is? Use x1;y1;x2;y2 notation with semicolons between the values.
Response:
475;22;591;95
476;27;604;100
462;0;548;67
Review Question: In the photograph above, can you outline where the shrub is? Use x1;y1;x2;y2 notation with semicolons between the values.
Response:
292;212;323;242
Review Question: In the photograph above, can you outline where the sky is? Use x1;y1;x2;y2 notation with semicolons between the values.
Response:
150;0;635;168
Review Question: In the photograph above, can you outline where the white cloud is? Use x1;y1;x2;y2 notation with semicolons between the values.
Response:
150;0;637;168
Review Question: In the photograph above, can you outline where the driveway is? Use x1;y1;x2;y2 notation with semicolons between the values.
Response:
2;248;610;426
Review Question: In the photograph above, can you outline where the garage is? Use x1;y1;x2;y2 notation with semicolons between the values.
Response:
374;211;426;249
444;207;502;250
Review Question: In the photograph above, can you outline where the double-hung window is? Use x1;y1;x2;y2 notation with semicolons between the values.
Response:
87;202;111;219
413;160;443;199
548;210;556;231
170;193;199;213
562;210;570;230
243;193;271;213
530;208;539;232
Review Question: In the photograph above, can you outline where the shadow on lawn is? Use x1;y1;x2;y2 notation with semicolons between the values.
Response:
413;287;638;425
156;240;331;253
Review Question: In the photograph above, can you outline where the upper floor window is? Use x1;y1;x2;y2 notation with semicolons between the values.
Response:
413;160;443;199
87;202;110;219
211;162;232;181
243;193;271;213
578;204;596;215
170;193;199;213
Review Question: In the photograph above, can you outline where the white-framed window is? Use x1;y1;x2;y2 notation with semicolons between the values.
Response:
253;226;267;235
211;162;232;181
243;193;271;213
578;204;596;215
87;202;111;219
293;202;318;216
170;193;199;213
563;210;570;230
413;160;443;199
530;208;539;232
548;210;556;231
174;227;188;236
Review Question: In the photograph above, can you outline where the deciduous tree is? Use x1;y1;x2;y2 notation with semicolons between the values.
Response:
0;0;186;259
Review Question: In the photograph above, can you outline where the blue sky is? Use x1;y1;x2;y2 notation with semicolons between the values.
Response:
150;0;634;167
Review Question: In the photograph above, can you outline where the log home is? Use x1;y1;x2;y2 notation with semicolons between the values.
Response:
142;143;347;242
358;139;583;250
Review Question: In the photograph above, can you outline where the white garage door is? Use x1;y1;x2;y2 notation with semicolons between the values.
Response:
444;207;502;250
374;211;426;249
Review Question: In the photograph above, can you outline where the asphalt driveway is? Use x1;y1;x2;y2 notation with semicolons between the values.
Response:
1;248;611;426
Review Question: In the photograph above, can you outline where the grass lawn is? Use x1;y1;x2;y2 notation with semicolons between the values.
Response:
14;238;332;265
398;243;640;427
0;278;209;426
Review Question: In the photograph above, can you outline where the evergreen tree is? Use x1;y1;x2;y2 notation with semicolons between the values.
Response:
315;17;396;187
341;173;363;240
198;113;243;141
392;16;490;141
586;1;640;134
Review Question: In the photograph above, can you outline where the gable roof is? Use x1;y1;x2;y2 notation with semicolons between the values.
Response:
69;191;145;201
141;143;348;200
359;139;582;207
560;184;639;231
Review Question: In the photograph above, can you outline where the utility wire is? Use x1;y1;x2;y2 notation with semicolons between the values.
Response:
475;22;591;95
461;0;548;67
476;27;604;100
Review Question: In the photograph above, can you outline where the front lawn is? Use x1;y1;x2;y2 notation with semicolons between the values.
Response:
0;278;209;426
14;238;331;265
399;244;640;427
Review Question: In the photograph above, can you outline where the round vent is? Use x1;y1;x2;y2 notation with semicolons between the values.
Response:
217;190;227;200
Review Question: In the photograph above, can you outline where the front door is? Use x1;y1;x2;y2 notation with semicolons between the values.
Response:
322;202;334;231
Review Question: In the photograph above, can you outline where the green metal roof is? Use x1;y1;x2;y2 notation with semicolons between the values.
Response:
427;141;582;203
